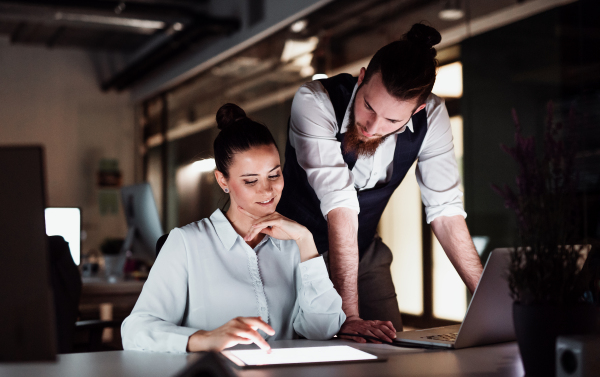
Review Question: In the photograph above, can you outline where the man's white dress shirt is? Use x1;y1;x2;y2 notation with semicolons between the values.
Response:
121;209;346;353
289;80;466;224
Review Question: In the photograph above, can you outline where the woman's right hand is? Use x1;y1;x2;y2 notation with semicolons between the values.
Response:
186;317;275;353
238;206;319;262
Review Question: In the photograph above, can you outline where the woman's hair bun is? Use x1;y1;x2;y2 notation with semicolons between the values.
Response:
216;103;246;130
405;23;442;49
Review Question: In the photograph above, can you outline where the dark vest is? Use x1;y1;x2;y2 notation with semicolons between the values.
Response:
277;73;428;257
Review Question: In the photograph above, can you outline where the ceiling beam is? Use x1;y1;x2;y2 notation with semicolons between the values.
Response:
101;14;241;91
0;1;194;24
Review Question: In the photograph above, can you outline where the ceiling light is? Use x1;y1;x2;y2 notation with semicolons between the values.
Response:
54;12;165;30
211;57;263;77
192;159;216;173
172;22;184;31
290;19;307;33
114;2;126;15
312;73;328;80
281;36;318;62
439;0;464;21
300;66;315;78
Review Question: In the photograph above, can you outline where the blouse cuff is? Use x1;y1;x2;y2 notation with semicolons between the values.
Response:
299;256;329;282
168;326;198;353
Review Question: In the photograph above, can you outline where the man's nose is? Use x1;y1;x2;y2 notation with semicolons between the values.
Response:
366;116;385;135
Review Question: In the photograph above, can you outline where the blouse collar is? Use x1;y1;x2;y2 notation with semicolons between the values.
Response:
209;209;281;251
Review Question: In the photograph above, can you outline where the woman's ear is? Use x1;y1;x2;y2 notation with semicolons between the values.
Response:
214;170;229;193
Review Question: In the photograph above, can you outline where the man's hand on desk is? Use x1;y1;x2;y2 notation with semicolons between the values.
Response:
338;316;397;344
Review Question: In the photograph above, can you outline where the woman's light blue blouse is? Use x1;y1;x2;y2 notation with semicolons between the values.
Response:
121;209;346;353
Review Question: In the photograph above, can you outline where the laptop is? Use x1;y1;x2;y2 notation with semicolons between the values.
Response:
394;248;516;349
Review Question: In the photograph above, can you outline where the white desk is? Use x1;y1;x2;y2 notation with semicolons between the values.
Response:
0;339;524;377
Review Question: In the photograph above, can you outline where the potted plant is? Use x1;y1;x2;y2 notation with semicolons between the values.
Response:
493;103;599;376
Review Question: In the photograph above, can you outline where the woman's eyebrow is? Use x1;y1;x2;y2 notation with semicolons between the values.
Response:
240;165;280;177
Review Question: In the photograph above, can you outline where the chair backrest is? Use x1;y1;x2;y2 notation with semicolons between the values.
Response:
155;234;169;257
48;235;82;353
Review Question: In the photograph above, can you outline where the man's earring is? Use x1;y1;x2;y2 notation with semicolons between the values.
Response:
224;188;229;193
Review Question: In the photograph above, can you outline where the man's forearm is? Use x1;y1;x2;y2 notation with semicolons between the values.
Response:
327;207;360;318
431;215;483;293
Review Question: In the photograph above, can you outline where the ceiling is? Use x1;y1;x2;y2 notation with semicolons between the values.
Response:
0;0;240;89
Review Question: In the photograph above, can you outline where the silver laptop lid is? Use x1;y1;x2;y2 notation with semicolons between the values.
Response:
454;248;516;348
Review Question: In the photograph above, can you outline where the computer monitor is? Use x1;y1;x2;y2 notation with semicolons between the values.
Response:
45;207;81;265
121;183;163;263
0;146;57;361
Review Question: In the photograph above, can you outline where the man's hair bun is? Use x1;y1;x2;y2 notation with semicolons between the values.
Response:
216;103;247;130
405;23;442;50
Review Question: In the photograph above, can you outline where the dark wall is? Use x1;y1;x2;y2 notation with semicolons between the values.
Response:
462;0;600;257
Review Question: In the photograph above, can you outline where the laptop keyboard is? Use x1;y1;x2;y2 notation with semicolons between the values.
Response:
422;332;458;342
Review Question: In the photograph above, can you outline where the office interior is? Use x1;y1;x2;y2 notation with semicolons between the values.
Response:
0;0;598;369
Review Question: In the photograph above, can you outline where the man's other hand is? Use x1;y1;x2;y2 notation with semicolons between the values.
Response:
338;316;397;343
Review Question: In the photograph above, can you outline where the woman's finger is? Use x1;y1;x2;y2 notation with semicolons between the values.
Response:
244;226;264;241
252;218;288;232
251;220;278;229
260;227;274;237
235;336;254;345
245;217;282;241
235;329;271;352
240;317;276;335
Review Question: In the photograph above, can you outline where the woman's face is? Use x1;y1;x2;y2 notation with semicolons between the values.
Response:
218;144;283;217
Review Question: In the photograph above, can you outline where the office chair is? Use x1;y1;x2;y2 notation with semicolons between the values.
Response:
48;235;81;353
48;236;123;353
155;234;169;257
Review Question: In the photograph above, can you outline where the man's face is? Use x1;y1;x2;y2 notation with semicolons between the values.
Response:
344;68;425;157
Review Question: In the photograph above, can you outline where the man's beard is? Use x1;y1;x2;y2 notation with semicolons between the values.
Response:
343;98;388;158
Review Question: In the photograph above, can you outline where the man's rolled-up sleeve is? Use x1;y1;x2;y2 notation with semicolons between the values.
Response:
416;95;467;224
289;82;359;218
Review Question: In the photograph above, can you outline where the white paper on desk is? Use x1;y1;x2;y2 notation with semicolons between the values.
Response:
226;345;377;366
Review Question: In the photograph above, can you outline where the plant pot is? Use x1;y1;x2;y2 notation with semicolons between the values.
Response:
103;254;123;281
513;302;599;376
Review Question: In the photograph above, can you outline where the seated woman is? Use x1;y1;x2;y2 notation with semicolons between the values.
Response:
121;104;345;353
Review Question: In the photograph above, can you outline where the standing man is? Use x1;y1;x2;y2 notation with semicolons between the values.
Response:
277;23;483;343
